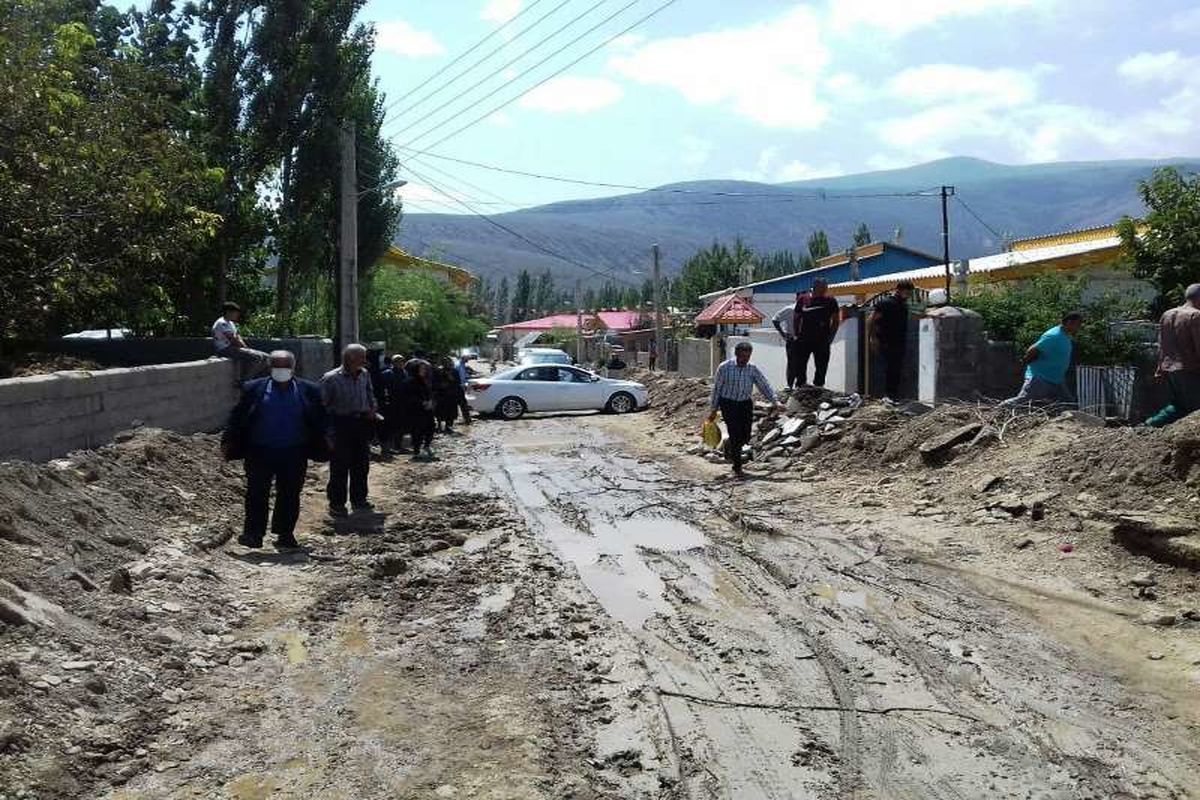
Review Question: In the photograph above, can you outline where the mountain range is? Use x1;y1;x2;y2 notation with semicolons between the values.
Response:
394;156;1200;285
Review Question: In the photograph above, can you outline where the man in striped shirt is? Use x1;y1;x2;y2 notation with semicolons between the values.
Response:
706;342;784;477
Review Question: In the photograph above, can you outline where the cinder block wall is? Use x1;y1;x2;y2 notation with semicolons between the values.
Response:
0;359;238;463
677;338;715;378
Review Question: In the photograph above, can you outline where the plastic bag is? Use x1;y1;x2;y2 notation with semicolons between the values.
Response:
701;417;722;449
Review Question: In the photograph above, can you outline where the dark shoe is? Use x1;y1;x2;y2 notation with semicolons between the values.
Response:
274;535;303;550
329;506;349;518
352;502;375;513
237;533;263;549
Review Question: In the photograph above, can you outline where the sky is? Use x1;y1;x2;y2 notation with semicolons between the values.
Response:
132;0;1200;212
356;0;1200;213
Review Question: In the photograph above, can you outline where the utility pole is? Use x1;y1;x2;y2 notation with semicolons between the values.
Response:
575;278;583;365
337;122;359;353
940;185;955;298
652;244;664;372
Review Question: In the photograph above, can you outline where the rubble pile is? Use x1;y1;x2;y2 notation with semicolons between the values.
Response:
0;429;250;795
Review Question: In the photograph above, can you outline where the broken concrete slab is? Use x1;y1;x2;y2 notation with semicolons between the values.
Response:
973;474;1002;494
919;423;983;465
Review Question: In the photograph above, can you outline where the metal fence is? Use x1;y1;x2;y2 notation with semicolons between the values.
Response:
1076;365;1137;420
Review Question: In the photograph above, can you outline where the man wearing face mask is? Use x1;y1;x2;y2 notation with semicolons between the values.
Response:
222;351;329;549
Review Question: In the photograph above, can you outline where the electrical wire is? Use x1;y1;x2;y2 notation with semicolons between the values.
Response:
386;0;610;137
379;0;553;123
396;0;680;153
402;161;640;286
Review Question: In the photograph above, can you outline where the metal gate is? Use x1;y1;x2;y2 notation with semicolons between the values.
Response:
1075;365;1136;420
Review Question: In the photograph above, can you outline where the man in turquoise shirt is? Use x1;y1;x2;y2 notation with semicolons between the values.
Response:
1001;312;1084;407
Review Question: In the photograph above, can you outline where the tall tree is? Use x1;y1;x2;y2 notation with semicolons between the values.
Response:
511;269;533;322
807;230;831;261
853;223;872;247
494;277;510;324
532;269;555;316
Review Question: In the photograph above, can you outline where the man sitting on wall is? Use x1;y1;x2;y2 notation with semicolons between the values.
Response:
212;302;270;380
222;350;328;550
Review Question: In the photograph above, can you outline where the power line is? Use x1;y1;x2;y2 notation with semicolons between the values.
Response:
379;0;553;123
395;144;941;201
397;0;680;153
954;195;1003;240
387;0;610;138
402;161;639;286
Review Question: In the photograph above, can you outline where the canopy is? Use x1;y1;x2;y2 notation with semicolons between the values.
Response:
695;294;764;326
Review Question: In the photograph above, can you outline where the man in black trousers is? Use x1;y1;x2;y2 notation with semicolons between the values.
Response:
870;279;915;403
223;350;328;550
321;343;379;517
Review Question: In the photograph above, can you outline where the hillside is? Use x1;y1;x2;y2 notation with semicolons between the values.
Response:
394;156;1200;284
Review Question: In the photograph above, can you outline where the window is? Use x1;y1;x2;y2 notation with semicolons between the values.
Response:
518;367;558;382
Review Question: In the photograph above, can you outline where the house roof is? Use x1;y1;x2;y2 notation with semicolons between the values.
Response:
376;245;478;289
695;294;764;325
698;240;942;302
501;310;644;332
826;233;1125;297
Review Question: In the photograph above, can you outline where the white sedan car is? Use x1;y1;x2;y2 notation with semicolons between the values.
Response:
468;365;650;420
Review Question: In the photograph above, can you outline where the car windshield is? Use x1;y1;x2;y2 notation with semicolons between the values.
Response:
522;352;570;364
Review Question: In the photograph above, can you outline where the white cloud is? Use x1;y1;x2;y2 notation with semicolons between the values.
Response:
518;77;624;113
679;136;713;168
609;6;831;130
824;72;871;103
1117;51;1195;83
829;0;1040;35
887;64;1040;108
482;0;522;25
776;161;844;182
375;20;444;58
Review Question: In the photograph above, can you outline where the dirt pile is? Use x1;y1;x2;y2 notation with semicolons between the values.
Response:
0;428;248;796
1;353;103;379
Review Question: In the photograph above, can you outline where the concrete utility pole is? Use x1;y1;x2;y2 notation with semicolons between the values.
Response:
652;243;663;371
337;122;360;353
940;185;955;299
575;278;583;365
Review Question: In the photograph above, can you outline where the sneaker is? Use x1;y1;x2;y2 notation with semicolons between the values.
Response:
329;506;349;518
423;448;439;461
274;535;303;550
237;533;263;549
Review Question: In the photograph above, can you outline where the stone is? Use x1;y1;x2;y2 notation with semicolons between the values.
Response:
152;627;183;645
0;598;34;627
64;569;98;592
160;689;183;704
161;602;182;613
685;445;704;455
61;661;97;671
372;555;408;579
918;423;983;465
973;474;1002;494
762;428;782;445
1138;611;1177;628
1130;572;1157;588
40;674;63;687
228;655;245;668
1147;651;1165;661
799;428;822;454
1014;538;1035;550
781;418;805;437
108;568;133;595
83;677;107;695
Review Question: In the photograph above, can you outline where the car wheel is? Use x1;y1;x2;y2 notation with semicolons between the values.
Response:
497;396;527;420
606;392;636;414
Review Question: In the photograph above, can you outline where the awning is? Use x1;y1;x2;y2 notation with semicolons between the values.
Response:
695;294;764;325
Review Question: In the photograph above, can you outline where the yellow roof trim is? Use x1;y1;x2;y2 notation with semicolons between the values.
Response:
376;245;479;290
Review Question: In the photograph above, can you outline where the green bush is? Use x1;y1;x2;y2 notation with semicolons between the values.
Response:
956;273;1146;366
361;269;488;355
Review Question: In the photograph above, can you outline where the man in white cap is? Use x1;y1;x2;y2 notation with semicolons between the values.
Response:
1147;283;1200;426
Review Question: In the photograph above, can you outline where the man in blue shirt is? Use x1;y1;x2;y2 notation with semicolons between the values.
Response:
1002;312;1084;407
223;351;328;549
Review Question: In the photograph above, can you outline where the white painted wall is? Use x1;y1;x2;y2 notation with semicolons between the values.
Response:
726;322;860;394
827;322;860;394
918;317;937;405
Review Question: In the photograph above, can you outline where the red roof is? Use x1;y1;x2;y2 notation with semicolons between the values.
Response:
695;294;763;325
501;310;644;332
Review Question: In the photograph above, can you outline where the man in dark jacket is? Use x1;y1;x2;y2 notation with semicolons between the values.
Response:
869;280;914;403
223;350;328;550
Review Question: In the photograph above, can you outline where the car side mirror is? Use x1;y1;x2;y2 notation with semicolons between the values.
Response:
591;375;601;382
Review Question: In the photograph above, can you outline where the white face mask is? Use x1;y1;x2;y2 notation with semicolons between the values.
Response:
271;367;294;383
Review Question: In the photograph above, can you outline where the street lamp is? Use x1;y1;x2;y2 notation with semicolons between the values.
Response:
358;178;407;199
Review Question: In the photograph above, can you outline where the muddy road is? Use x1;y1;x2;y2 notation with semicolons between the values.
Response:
473;413;1199;799
11;413;1195;799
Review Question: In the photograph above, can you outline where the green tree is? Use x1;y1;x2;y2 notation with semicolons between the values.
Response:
853;223;872;247
807;230;831;261
511;269;533;321
532;270;555;316
956;273;1144;365
494;277;510;324
0;1;222;339
1118;167;1200;306
361;270;488;355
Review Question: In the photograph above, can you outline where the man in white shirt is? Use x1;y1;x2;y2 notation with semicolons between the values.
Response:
212;302;269;380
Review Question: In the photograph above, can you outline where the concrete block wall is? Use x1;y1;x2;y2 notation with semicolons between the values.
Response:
677;338;716;378
0;359;237;463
